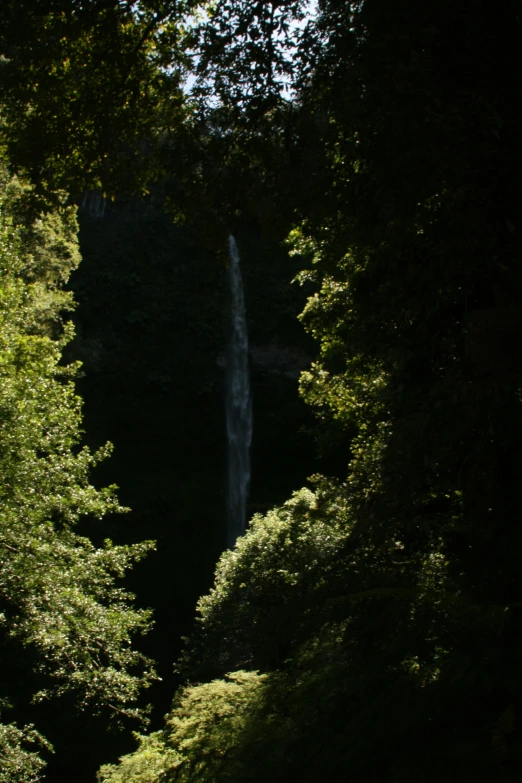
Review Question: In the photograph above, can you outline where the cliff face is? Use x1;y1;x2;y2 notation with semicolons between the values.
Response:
68;195;321;738
250;343;310;378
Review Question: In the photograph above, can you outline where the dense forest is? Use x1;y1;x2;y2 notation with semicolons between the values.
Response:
1;1;521;781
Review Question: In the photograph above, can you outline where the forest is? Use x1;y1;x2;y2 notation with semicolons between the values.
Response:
1;1;521;781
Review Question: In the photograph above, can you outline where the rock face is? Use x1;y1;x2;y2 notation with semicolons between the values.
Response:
250;344;310;379
217;345;311;379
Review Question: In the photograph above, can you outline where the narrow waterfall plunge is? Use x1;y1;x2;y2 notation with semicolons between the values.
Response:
226;235;252;548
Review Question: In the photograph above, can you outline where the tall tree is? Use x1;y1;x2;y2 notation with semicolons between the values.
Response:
0;162;156;781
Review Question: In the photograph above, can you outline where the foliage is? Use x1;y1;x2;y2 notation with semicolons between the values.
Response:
0;0;206;206
178;485;352;680
158;0;319;244
289;0;522;596
0;715;49;783
98;670;287;783
98;487;522;782
191;0;311;115
0;162;156;779
100;0;522;780
98;729;175;783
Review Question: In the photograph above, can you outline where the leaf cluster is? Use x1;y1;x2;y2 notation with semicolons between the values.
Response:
0;0;205;207
96;0;522;781
1;161;156;780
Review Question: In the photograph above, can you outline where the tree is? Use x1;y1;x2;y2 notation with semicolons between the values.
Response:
157;0;315;245
0;0;206;206
177;485;352;681
99;0;522;780
290;0;522;592
0;161;156;780
95;484;466;783
0;720;48;783
287;0;522;776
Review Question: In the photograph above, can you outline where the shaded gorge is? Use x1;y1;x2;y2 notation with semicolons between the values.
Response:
61;193;324;782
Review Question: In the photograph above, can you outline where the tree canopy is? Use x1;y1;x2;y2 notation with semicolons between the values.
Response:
2;0;522;781
100;0;522;781
0;0;205;205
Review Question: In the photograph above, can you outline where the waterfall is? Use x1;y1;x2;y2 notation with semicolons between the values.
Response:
226;235;252;548
80;191;106;219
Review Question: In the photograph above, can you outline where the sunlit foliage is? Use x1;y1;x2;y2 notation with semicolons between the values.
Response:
0;162;156;779
0;718;49;783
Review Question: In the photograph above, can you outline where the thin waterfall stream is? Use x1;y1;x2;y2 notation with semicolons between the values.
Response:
226;235;252;548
